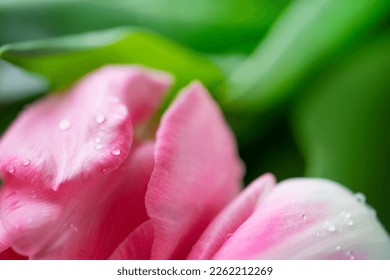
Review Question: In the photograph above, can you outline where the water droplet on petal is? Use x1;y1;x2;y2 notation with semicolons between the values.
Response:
340;211;351;218
346;250;355;260
69;223;78;232
7;165;15;174
95;137;101;143
59;119;71;130
95;144;102;150
302;214;307;220
102;168;108;174
110;146;121;156
323;221;336;232
344;219;354;226
22;159;31;167
354;192;366;204
30;191;36;199
336;245;341;251
226;233;233;238
95;114;105;124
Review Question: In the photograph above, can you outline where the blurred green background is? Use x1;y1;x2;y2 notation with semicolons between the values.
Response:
0;0;389;231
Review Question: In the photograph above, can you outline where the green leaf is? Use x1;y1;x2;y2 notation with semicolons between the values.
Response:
226;0;390;113
0;27;226;106
293;33;390;230
104;0;289;54
0;0;289;54
0;60;47;103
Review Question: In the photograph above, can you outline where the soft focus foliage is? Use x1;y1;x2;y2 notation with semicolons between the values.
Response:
0;0;390;232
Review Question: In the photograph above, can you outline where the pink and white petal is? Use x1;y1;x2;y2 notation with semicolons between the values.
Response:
188;173;276;260
213;178;390;260
109;220;154;260
0;66;171;190
146;82;244;260
1;142;155;259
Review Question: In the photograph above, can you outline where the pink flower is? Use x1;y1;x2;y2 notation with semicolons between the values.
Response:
0;66;389;260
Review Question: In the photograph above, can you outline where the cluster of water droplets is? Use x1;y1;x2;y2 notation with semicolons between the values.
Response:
30;190;36;199
317;207;356;259
6;111;123;178
91;114;122;159
290;191;376;260
2;106;128;236
323;221;337;232
95;139;103;150
56;112;123;174
6;157;32;176
93;114;106;152
340;211;353;226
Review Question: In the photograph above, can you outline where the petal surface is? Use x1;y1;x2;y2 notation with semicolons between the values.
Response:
109;220;154;260
0;248;27;260
0;219;9;253
188;173;276;259
0;141;155;259
0;65;171;190
146;82;244;259
213;178;390;260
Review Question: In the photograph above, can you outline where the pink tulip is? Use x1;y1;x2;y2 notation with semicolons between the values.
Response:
0;66;389;260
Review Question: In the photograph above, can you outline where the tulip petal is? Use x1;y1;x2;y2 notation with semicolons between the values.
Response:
188;173;276;259
0;176;61;257
0;248;27;260
109;220;154;260
0;220;9;253
1;141;155;259
213;178;390;259
146;82;244;259
0;66;170;191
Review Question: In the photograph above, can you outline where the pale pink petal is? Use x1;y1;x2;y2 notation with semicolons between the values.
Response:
1;141;155;259
109;220;154;260
213;178;390;260
146;82;244;259
0;66;171;190
187;173;276;260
